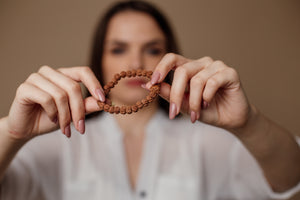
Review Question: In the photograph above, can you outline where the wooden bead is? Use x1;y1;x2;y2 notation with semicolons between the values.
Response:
126;70;132;77
108;81;114;88
131;69;137;77
131;105;138;112
142;70;147;76
109;106;115;114
98;102;104;110
120;106;126;114
120;71;126;78
114;74;121;81
137;69;142;76
126;106;132;114
136;101;143;109
104;104;110;112
114;106;120;114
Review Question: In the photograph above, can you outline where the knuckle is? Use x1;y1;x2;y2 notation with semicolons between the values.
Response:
213;60;225;67
16;83;26;96
26;73;39;82
202;56;213;63
68;82;81;93
175;66;188;77
191;76;205;87
38;65;50;73
207;77;218;87
55;91;68;103
165;52;177;60
189;101;199;110
80;66;91;73
41;95;54;107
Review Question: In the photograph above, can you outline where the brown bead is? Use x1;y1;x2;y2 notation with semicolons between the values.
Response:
103;85;109;90
142;70;147;76
137;69;142;76
120;71;126;78
146;95;153;102
112;78;118;84
104;104;110;112
141;99;148;105
146;71;153;78
98;102;105;110
114;106;120;114
126;106;132;114
131;105;138;112
109;106;115;114
136;101;143;109
114;74;121;81
131;69;136;77
126;70;132;77
108;81;114;88
120;106;126;114
104;89;110;95
150;91;157;98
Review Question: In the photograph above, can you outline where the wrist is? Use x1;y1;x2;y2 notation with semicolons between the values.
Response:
0;117;29;146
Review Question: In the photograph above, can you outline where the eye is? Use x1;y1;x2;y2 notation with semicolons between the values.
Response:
146;48;163;55
111;48;125;55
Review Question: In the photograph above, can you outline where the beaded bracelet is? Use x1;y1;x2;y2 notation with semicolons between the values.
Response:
97;69;161;114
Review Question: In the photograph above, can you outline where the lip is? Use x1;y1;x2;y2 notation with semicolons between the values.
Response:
125;78;147;87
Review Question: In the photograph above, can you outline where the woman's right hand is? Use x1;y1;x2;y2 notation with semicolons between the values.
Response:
5;66;106;140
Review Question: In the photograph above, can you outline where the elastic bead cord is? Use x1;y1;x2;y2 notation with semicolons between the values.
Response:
97;69;161;114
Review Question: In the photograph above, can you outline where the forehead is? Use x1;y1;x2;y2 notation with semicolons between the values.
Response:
105;11;165;43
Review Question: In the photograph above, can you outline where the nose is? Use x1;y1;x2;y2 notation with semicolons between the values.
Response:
129;50;144;70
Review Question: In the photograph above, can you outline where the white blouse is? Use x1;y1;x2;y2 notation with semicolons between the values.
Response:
1;110;300;200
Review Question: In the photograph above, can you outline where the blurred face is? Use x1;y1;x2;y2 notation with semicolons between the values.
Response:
102;11;166;105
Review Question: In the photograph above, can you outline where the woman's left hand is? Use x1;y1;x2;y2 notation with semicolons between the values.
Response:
146;53;252;129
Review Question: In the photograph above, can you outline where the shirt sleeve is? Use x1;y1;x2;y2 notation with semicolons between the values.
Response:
229;136;300;200
0;132;63;200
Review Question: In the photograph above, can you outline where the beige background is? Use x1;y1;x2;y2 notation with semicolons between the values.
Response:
0;0;300;198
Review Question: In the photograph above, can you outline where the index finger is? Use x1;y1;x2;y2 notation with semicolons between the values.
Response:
150;53;190;85
58;66;105;102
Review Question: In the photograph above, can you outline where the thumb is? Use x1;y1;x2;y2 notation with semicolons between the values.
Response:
84;96;101;114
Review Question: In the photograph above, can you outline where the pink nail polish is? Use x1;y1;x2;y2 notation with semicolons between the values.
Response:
151;71;161;85
96;88;105;102
141;83;146;89
190;111;197;123
64;125;71;138
78;119;85;134
169;103;177;119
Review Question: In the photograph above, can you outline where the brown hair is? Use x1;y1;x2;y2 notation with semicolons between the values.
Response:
89;0;180;115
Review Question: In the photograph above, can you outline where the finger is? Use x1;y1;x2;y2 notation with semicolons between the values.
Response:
202;67;240;103
169;58;213;119
16;83;58;125
84;96;102;114
58;66;105;102
150;53;189;85
189;62;224;122
26;73;74;135
38;66;85;134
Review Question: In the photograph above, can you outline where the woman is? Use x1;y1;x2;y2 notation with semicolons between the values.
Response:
0;1;299;199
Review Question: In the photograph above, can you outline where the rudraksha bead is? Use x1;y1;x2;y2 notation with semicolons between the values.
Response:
97;69;160;115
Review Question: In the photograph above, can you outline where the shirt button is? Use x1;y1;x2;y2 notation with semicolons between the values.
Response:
139;190;147;198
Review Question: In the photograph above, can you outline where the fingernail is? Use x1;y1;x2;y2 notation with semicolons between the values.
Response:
169;102;177;119
96;88;105;102
78;119;85;134
190;111;197;123
64;125;71;138
141;83;146;89
151;71;161;85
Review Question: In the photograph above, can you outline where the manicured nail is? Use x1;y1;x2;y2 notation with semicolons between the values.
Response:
96;88;105;102
78;119;85;134
169;102;177;119
141;83;146;89
151;71;161;85
64;125;71;138
190;111;197;123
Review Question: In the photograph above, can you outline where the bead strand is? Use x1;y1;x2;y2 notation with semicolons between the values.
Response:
97;69;160;114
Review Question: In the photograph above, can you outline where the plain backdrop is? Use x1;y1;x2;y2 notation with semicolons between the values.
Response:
0;0;300;199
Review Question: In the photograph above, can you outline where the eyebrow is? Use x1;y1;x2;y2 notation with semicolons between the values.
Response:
105;39;165;47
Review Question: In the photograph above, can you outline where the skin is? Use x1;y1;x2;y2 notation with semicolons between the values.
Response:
0;10;300;193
